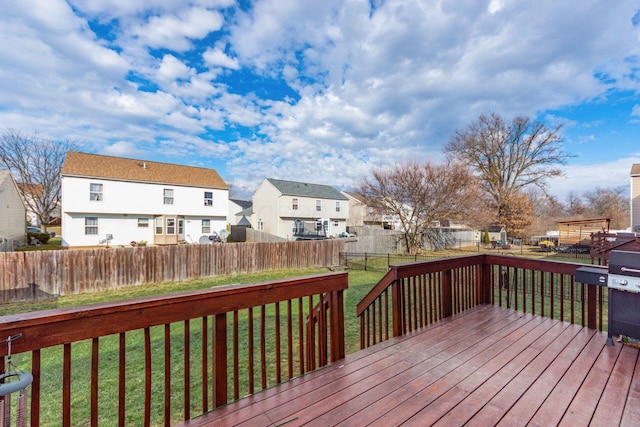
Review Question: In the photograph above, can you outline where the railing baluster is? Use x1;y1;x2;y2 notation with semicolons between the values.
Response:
275;302;281;384
248;308;254;394
260;305;267;388
184;320;191;421
297;298;304;375
201;317;209;411
91;338;99;427
287;300;293;380
143;328;151;427
233;312;239;400
164;324;171;426
63;343;71;427
31;350;41;427
214;313;227;407
549;273;555;319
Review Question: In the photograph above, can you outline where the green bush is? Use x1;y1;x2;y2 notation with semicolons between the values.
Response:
27;232;51;244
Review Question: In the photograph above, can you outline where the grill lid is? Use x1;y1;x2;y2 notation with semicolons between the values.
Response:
608;250;640;278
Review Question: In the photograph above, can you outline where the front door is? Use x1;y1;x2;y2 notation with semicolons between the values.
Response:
178;218;184;242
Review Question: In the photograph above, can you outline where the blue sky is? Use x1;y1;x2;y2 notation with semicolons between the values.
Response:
1;0;639;200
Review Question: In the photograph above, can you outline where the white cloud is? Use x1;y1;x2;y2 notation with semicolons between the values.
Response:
157;55;192;83
203;48;240;69
129;7;224;51
102;140;147;157
632;105;640;117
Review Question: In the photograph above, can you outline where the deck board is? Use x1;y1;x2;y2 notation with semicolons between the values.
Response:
177;305;640;427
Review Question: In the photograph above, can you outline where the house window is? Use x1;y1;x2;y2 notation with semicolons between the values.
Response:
164;189;174;205
316;200;322;212
204;191;213;206
166;218;175;234
292;198;298;210
202;219;211;234
333;220;339;227
138;218;149;228
90;183;103;201
85;217;98;235
155;217;163;234
336;201;341;212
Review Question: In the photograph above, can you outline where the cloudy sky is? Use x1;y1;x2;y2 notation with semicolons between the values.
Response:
1;0;639;199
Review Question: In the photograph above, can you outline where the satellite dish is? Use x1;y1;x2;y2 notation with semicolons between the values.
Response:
219;229;230;239
198;235;210;244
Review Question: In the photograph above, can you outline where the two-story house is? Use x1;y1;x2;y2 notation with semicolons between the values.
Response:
0;170;27;243
252;178;349;240
61;152;228;247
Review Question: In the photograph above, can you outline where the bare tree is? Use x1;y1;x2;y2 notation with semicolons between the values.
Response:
0;129;78;231
444;113;571;232
356;161;487;254
526;187;565;237
565;191;587;218
583;186;630;229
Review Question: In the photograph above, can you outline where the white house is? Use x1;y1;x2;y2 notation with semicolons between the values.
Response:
61;152;228;247
228;199;252;226
0;170;27;242
252;178;349;240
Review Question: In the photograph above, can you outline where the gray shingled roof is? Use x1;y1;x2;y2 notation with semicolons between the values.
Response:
267;178;348;200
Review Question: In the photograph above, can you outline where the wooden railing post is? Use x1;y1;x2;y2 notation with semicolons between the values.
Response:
481;260;492;304
391;279;404;337
213;313;227;408
587;284;597;330
441;270;453;319
329;290;345;362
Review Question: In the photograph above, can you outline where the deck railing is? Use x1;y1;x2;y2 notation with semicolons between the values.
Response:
357;254;605;349
0;272;347;426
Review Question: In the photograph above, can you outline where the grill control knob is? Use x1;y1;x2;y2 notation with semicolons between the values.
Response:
618;279;628;286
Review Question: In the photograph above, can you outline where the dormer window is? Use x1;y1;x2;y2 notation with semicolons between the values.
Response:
90;183;103;201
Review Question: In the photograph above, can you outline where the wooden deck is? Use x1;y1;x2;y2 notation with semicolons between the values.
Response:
178;304;640;427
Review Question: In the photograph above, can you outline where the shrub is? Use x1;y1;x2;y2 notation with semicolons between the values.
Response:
28;232;51;244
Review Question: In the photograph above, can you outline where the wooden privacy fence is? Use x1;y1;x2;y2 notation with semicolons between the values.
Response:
0;240;344;303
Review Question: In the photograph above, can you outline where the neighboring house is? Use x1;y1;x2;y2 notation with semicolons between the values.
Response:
17;183;61;226
228;199;252;226
342;191;401;230
252;178;349;240
487;225;507;243
632;164;640;233
0;170;27;242
61;152;228;247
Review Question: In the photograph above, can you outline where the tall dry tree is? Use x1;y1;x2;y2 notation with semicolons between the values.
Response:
444;113;570;233
0;129;77;231
356;161;487;254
